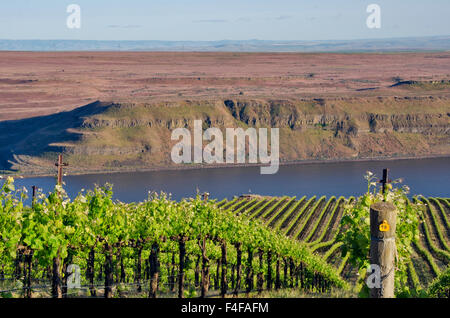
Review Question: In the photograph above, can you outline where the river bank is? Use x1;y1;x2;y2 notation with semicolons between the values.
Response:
2;154;450;179
4;156;449;203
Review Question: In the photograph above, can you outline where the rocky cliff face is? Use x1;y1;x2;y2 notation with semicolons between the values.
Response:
222;98;449;135
1;97;449;175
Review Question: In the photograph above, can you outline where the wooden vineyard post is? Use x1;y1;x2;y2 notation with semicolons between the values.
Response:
50;154;68;298
31;185;37;207
379;168;392;200
55;154;68;186
369;201;397;298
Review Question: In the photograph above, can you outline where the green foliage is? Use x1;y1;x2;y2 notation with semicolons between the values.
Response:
0;177;23;260
336;171;422;296
304;196;336;243
284;196;316;235
418;197;450;259
308;197;345;246
291;196;326;238
0;179;348;297
427;266;450;298
273;196;305;230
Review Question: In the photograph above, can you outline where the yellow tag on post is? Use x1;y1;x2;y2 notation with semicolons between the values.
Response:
379;220;390;232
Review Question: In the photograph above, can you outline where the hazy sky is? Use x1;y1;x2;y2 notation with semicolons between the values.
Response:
0;0;449;41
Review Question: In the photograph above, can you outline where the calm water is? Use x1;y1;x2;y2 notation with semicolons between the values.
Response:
3;157;450;203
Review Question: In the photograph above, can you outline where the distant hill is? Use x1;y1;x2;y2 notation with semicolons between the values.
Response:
1;96;449;176
1;36;450;52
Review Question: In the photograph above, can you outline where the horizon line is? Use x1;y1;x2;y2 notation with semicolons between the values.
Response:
1;34;450;43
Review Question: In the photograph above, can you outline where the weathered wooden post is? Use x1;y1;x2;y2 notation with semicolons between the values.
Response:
369;199;397;298
51;155;68;298
55;154;68;186
31;185;37;207
379;168;392;200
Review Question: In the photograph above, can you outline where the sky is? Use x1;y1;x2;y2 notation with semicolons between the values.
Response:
0;0;449;41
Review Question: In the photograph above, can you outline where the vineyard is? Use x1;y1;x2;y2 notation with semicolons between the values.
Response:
0;179;347;298
219;194;450;294
0;176;448;298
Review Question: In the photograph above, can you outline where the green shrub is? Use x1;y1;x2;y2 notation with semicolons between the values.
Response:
427;266;450;298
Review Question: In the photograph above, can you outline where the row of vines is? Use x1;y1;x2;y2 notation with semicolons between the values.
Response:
221;179;449;296
0;177;347;298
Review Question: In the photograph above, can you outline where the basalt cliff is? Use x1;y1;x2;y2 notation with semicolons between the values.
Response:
1;96;449;175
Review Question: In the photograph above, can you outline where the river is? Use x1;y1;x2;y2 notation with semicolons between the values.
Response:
3;157;449;203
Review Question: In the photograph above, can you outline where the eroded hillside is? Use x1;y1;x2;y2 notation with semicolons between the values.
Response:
1;96;449;175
